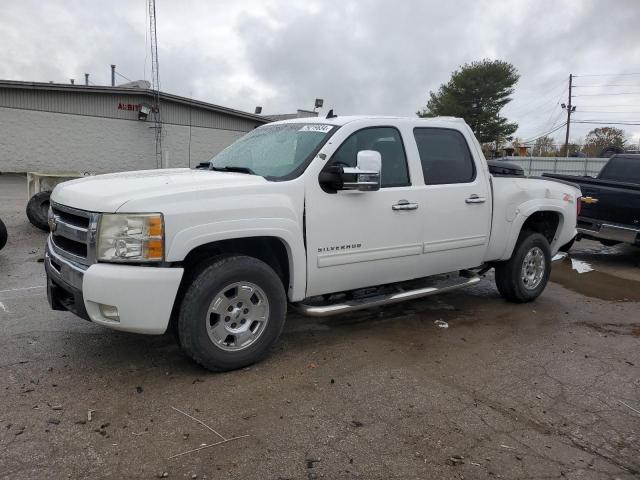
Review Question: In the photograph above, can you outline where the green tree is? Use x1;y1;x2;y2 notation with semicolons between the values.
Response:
582;127;626;157
418;59;519;145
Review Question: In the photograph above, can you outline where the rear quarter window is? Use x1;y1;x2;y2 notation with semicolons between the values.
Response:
599;156;640;183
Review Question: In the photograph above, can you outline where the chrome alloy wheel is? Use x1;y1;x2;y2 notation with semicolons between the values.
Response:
521;246;546;290
205;282;269;351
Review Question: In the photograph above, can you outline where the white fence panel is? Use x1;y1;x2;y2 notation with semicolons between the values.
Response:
499;156;607;177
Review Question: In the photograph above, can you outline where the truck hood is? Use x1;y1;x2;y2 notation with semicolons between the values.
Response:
51;168;268;212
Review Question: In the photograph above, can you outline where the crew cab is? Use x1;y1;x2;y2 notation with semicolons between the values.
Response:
45;116;579;371
544;154;640;247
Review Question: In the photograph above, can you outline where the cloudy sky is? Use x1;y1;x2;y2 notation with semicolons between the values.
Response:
2;0;639;145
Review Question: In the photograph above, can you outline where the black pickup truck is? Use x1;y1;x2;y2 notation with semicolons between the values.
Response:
544;154;640;247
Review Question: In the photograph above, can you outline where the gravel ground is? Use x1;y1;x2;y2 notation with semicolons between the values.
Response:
1;173;639;479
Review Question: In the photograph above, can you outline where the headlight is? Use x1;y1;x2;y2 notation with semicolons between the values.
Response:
97;213;164;262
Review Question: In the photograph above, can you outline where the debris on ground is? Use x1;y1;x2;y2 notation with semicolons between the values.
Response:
570;258;594;274
434;319;449;329
168;406;250;459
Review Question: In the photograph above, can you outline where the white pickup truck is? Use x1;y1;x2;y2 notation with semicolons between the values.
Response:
45;116;580;371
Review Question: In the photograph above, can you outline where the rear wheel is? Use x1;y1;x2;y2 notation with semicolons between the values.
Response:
495;232;551;303
178;255;287;372
0;218;7;250
26;191;51;231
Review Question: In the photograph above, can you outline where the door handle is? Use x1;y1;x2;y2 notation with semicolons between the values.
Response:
392;199;419;211
465;194;486;204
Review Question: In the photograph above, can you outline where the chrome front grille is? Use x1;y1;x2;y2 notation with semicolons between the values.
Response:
50;202;99;266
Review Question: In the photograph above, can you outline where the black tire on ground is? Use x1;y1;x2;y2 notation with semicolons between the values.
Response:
26;191;51;231
558;237;575;252
494;232;551;303
178;255;287;372
0;218;7;251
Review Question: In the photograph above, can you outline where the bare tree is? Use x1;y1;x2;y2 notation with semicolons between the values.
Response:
531;136;557;157
582;127;626;157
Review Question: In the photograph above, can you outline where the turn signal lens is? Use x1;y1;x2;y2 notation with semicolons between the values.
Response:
144;239;164;261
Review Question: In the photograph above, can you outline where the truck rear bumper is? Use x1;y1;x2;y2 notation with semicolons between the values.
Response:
46;241;184;334
577;219;640;245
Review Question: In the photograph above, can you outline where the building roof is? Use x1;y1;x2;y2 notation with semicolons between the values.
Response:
266;109;319;121
0;79;268;124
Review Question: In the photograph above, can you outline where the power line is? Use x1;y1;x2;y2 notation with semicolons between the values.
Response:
573;92;640;96
573;84;640;88
506;80;567;116
574;110;640;114
573;72;640;77
573;120;640;126
114;70;133;82
574;104;640;108
521;121;568;144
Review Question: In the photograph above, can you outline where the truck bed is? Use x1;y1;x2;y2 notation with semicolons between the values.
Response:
543;172;640;244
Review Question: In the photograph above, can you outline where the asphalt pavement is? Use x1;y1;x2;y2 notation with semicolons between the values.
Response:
1;173;639;479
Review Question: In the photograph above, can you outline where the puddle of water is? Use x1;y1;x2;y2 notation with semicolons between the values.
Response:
551;258;640;302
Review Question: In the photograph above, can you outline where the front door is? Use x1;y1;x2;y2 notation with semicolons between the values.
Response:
304;126;423;297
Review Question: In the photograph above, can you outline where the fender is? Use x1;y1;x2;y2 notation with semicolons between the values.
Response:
166;218;307;301
500;200;567;260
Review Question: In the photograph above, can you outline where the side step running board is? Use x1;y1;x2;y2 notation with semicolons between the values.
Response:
293;273;481;317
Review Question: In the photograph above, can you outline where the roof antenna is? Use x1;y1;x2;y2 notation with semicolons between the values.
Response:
326;109;337;119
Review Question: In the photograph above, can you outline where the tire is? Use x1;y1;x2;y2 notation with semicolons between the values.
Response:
178;255;287;372
495;232;551;303
26;191;51;231
0;218;7;251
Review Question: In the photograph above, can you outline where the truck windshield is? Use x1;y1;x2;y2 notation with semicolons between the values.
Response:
209;123;336;178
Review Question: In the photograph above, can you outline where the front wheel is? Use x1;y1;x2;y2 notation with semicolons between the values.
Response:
495;232;551;303
178;255;287;372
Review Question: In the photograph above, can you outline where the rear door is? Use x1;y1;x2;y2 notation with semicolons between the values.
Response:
409;127;492;274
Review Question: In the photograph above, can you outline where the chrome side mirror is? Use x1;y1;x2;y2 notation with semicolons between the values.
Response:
341;150;381;192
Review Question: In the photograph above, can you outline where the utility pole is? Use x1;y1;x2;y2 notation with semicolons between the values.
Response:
148;0;162;168
562;74;576;157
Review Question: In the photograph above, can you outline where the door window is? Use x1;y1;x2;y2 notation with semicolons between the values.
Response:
330;127;410;187
413;128;476;185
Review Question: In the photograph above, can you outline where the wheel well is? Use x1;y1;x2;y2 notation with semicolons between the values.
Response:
181;237;290;288
521;211;560;244
169;237;291;335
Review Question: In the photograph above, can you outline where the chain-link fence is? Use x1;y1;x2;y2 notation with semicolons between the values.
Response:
498;156;608;177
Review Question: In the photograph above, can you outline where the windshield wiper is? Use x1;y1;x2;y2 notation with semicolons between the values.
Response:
209;165;256;175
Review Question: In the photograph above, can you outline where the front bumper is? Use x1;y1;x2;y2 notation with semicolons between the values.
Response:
45;239;184;334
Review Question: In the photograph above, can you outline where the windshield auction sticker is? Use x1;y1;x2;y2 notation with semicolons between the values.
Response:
298;125;333;133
